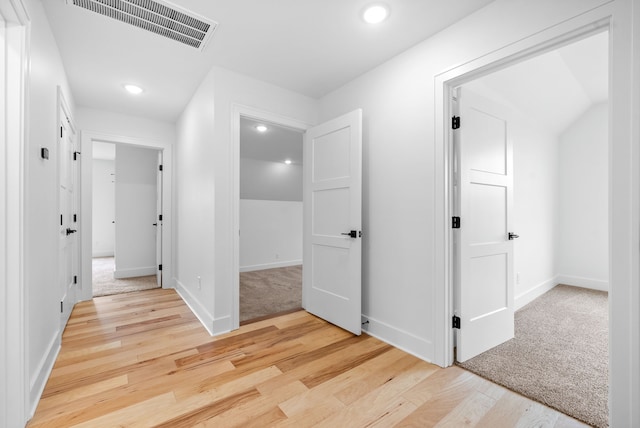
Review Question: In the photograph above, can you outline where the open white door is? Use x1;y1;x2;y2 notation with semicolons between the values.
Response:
156;151;163;286
303;109;362;335
454;88;515;362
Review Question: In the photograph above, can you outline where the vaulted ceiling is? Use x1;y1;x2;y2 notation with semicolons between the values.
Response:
42;0;495;122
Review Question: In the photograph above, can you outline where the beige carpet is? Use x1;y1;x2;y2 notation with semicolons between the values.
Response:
92;257;159;297
457;284;608;428
240;265;302;322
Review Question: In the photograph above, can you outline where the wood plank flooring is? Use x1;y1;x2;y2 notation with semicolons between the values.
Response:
28;289;588;427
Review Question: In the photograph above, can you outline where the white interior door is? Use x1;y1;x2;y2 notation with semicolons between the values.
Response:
455;88;515;362
59;111;77;326
156;151;163;286
303;109;362;335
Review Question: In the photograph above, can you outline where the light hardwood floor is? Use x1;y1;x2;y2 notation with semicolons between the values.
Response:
28;289;588;427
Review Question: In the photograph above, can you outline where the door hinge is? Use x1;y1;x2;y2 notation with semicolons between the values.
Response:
60;126;63;138
60;214;63;226
73;214;77;223
159;165;163;171
158;264;162;271
73;151;81;160
60;301;63;313
452;116;461;130
452;315;461;329
73;275;77;284
159;214;163;221
452;216;461;229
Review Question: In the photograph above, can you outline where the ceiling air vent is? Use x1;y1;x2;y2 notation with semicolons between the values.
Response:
67;0;217;51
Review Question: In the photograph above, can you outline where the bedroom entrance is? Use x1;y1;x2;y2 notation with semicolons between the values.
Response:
91;141;163;297
449;29;609;427
238;116;305;323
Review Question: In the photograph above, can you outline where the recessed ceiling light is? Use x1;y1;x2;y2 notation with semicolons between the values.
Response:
255;125;268;133
362;4;389;24
284;159;292;165
124;84;143;95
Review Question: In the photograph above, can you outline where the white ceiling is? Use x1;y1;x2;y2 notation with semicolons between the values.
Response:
41;0;495;122
464;31;608;135
240;117;303;165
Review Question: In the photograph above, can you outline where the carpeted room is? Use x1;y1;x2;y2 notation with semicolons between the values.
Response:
453;32;609;428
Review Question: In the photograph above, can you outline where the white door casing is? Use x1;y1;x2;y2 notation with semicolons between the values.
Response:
303;109;363;335
454;88;515;362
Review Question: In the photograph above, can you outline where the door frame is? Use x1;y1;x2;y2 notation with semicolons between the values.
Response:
434;4;639;426
0;0;30;424
79;131;173;302
231;104;311;329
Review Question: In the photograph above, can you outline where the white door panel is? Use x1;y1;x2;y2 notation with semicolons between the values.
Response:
455;89;515;362
59;111;77;327
304;109;362;335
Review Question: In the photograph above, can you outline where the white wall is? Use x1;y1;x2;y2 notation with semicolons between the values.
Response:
511;114;561;306
557;102;609;290
92;159;115;257
317;0;616;363
176;66;317;333
114;145;158;278
240;199;302;271
76;107;176;145
240;158;302;201
22;0;76;416
239;157;303;271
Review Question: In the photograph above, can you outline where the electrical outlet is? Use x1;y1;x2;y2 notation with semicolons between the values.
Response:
516;272;521;285
197;276;201;290
275;253;280;259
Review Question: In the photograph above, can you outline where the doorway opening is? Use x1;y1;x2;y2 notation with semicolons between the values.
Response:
91;141;163;297
238;116;304;324
449;29;609;427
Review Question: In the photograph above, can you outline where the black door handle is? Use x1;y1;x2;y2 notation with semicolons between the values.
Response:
66;228;77;235
153;223;157;226
341;230;358;238
508;232;519;240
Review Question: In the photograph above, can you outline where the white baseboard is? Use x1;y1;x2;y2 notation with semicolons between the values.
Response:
174;280;231;336
515;277;558;310
92;251;114;258
29;334;61;418
360;314;434;363
175;280;215;335
114;266;156;279
239;260;302;273
556;274;609;292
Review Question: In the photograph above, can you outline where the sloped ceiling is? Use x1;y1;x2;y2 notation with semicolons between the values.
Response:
240;118;303;165
41;0;495;122
464;31;608;135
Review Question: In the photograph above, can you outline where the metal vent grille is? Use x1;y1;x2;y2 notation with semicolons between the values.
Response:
68;0;217;50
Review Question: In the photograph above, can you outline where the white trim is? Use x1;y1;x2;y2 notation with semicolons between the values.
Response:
556;275;609;292
175;279;214;335
114;266;157;279
514;278;557;310
361;314;434;363
435;3;638;426
28;335;60;417
231;104;311;331
79;131;174;302
239;260;302;273
0;0;30;425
